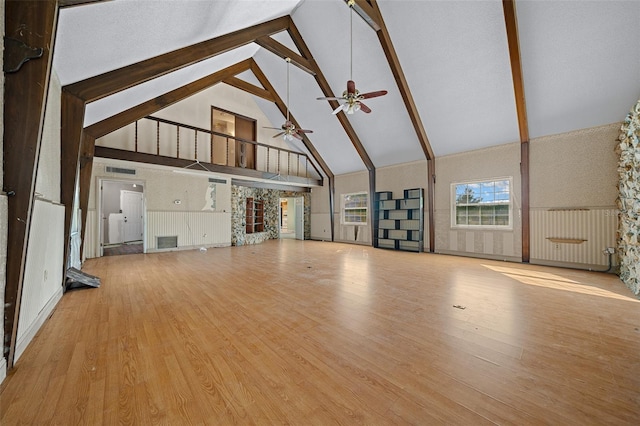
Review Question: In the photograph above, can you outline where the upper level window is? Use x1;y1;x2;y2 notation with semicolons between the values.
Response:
452;178;511;228
342;192;368;225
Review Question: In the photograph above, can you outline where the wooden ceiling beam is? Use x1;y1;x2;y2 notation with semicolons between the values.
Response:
85;59;253;139
503;0;530;263
249;59;332;181
59;0;111;8
223;76;275;102
64;16;289;102
286;17;375;172
254;36;316;76
350;0;381;31
3;0;58;369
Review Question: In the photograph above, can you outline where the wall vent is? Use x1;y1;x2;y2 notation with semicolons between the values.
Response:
106;166;136;175
156;236;178;249
209;178;227;184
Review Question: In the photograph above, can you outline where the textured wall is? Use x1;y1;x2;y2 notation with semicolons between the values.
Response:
530;123;619;208
435;142;522;258
616;100;640;295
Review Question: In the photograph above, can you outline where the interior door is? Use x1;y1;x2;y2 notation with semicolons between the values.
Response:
295;197;304;240
121;190;144;242
235;115;256;169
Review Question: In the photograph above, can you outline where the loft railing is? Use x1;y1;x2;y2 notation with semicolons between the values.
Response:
103;116;323;181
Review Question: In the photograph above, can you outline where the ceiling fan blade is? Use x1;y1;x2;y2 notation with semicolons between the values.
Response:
263;126;282;130
347;80;356;94
332;104;345;115
272;132;285;138
317;96;343;101
292;132;304;140
360;90;388;99
298;129;313;134
359;102;372;113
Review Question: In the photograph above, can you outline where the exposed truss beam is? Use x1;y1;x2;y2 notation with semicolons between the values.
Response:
254;36;316;76
85;59;253;139
249;60;332;180
503;0;530;263
64;16;289;102
286;18;374;172
349;0;436;251
3;0;58;370
59;0;110;7
223;76;275;102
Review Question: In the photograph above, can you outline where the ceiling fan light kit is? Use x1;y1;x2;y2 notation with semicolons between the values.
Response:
264;57;313;141
316;0;387;115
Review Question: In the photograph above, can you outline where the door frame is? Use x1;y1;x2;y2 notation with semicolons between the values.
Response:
98;178;146;257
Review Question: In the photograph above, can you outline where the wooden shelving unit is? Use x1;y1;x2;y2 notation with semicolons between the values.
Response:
246;197;264;234
374;188;424;252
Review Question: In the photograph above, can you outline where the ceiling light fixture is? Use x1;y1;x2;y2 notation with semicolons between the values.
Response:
316;0;387;115
264;57;313;141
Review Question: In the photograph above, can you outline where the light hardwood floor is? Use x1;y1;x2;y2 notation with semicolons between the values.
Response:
1;240;639;424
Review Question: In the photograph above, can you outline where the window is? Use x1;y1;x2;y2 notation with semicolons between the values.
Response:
452;178;511;228
342;192;368;225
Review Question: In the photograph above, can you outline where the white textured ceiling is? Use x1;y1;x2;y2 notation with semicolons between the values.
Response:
53;0;640;176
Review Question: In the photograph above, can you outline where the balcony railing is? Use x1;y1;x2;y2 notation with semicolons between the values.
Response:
97;116;323;183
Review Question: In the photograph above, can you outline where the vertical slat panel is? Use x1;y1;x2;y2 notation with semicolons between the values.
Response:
146;211;231;251
530;208;617;266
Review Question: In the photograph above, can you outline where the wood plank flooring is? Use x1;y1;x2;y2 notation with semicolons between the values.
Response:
1;240;639;424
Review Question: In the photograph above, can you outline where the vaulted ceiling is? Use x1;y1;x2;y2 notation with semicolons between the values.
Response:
53;0;640;176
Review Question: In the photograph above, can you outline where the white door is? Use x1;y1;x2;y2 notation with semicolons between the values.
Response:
121;190;144;242
295;197;304;240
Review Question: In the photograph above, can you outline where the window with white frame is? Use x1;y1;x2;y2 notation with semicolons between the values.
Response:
341;192;368;225
452;178;511;228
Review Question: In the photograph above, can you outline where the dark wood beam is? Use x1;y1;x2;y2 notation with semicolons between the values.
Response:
356;1;436;251
59;0;110;8
2;0;58;369
254;36;316;76
503;0;530;263
64;16;289;102
286;18;375;172
249;59;333;182
286;17;372;244
78;133;95;258
85;59;253;139
60;91;86;288
351;0;381;31
94;147;322;187
223;76;275;102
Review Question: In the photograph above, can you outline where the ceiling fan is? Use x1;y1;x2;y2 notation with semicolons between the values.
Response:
264;58;313;141
316;0;387;115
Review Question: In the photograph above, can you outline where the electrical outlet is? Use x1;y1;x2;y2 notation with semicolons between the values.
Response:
554;243;561;250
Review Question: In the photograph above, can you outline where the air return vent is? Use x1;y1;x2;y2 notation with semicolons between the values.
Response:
106;166;136;175
209;178;227;184
156;236;178;249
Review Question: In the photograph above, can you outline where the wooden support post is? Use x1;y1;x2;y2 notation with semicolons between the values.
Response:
2;0;58;369
78;133;96;259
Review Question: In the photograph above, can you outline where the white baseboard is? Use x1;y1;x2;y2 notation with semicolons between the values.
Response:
14;286;63;363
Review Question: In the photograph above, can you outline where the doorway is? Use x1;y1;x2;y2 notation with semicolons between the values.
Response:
279;197;304;240
99;179;145;257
